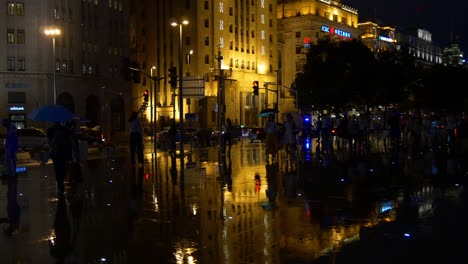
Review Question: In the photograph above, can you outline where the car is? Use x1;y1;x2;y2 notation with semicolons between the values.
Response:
248;127;266;142
17;127;48;150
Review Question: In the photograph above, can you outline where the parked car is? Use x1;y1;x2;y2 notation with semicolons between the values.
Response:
248;127;266;142
17;127;48;150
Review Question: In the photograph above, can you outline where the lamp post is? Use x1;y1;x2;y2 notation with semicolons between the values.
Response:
44;27;61;104
171;19;189;157
150;66;156;152
186;49;193;76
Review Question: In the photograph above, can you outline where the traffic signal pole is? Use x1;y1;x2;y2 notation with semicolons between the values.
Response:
217;49;225;154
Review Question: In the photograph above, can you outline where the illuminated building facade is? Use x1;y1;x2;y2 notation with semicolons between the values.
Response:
358;21;397;52
396;28;443;67
277;0;359;112
442;43;464;66
0;0;130;138
130;0;278;130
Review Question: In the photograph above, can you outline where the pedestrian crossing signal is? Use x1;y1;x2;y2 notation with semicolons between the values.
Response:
143;90;149;102
252;81;259;95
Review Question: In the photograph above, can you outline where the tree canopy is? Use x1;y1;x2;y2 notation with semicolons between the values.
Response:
292;38;468;113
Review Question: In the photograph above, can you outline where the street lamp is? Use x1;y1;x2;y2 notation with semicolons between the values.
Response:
171;19;189;157
43;26;61;104
186;49;193;76
150;66;157;153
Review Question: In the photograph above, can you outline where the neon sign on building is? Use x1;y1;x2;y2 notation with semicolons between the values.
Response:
321;25;351;38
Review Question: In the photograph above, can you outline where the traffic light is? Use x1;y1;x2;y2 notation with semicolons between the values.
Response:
168;66;177;88
252;81;259;95
143;90;149;102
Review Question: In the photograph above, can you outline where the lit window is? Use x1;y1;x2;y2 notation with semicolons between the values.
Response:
261;46;265;55
82;64;87;74
219;2;223;12
220;37;224;48
62;61;68;73
219;20;223;30
7;29;15;43
7;3;15;15
261;14;265;24
261;0;264;8
17;29;25;44
55;60;60;72
17;4;31;17
261;30;265;39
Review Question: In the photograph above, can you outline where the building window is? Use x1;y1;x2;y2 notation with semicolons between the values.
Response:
204;36;209;46
252;46;255;54
295;32;301;38
229;41;233;50
204;19;209;28
251;14;255;22
7;2;15;15
229;58;233;67
204;0;208;10
56;60;60;72
229;24;233;33
185;36;191;46
235;59;238;68
7;56;15;71
17;56;25;71
333;14;338;21
269;19;273;27
70;60;74;73
62;61;68;73
88;64;93;74
251;30;255;38
7;29;15;43
16;29;25;44
229;7;233;16
204;55;209;64
296;46;302;54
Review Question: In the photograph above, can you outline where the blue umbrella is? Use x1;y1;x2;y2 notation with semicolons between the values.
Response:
28;104;76;122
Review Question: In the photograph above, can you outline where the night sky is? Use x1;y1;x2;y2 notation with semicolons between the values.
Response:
343;0;468;55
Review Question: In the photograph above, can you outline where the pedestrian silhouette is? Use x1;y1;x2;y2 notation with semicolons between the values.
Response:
2;118;18;178
223;118;233;154
47;122;73;196
128;112;144;167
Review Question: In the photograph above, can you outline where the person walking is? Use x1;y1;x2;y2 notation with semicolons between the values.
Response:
264;114;278;163
223;118;233;154
283;113;297;159
2;118;18;178
1;118;20;236
128;111;144;166
47;122;73;196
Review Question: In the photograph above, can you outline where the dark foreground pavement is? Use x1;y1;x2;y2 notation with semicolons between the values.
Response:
0;138;466;263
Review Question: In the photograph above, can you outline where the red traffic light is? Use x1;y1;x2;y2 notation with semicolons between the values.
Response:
143;90;149;102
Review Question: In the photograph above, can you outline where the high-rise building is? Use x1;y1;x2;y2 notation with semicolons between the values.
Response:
358;21;397;52
130;0;278;130
0;0;130;139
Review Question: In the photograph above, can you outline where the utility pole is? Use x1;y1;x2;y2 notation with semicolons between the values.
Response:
217;47;225;154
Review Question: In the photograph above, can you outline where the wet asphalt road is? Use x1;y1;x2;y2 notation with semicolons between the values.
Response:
0;136;467;263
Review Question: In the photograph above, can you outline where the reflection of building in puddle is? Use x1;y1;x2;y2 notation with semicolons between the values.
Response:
279;205;362;261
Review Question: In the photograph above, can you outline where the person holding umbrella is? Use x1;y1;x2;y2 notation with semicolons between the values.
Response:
47;122;73;196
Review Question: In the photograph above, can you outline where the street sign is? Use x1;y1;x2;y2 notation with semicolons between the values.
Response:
182;75;205;98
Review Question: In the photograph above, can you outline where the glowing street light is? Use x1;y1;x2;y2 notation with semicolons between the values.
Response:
171;18;189;156
43;27;61;104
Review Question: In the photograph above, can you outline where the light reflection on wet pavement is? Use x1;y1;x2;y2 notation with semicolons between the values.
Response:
0;136;466;263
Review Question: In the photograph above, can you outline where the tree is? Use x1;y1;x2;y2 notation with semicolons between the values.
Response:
292;38;377;113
